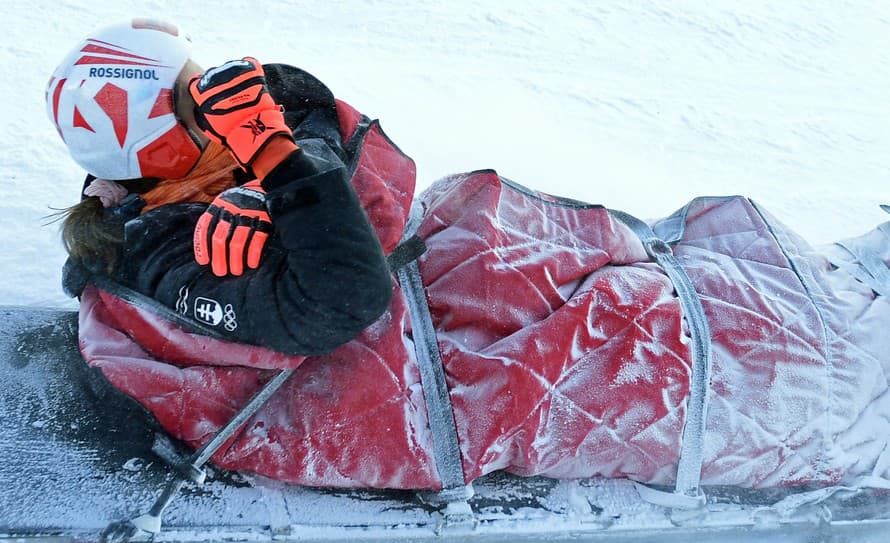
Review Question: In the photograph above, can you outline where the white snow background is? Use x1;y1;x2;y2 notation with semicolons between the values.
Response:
0;0;888;308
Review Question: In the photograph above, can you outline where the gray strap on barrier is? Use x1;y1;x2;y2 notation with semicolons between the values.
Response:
609;209;713;502
396;204;468;494
833;238;890;298
387;235;427;273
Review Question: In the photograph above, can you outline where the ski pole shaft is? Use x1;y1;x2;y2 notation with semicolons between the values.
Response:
132;368;296;534
146;478;185;519
191;368;295;467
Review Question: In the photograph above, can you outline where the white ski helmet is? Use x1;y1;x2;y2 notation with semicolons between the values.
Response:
46;19;203;180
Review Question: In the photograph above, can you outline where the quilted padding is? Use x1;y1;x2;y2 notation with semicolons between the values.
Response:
78;170;890;490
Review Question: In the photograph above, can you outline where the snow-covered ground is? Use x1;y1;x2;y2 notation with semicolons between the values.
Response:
1;0;888;309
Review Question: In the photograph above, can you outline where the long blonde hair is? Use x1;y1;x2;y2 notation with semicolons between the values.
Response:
60;141;238;272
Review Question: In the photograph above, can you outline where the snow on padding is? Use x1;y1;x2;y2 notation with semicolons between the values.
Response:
78;168;890;492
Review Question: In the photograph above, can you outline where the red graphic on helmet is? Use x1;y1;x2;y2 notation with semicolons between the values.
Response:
137;123;203;179
94;83;128;147
148;88;174;119
77;42;165;66
75;39;169;68
50;77;66;140
72;107;94;132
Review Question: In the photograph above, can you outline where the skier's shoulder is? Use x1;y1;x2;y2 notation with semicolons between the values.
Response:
262;63;336;113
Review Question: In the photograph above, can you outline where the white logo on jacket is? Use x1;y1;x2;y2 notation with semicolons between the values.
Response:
223;304;238;331
191;296;238;330
194;297;224;326
175;286;189;315
177;287;238;331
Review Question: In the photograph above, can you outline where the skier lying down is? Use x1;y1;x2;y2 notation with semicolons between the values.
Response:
51;20;890;494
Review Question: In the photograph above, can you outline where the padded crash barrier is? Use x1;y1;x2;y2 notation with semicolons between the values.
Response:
609;209;713;509
397;201;716;513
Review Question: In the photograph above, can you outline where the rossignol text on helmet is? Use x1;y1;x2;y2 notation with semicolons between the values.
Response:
46;19;203;180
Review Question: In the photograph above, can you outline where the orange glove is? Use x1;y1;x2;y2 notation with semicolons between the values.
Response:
188;57;295;171
193;180;271;276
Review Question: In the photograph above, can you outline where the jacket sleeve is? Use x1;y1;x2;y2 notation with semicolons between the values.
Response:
115;137;393;356
246;139;394;354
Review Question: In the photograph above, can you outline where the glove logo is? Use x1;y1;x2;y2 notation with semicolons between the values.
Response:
194;297;224;326
241;114;267;140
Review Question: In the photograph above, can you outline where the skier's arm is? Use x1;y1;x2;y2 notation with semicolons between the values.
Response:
188;57;302;276
249;139;393;354
115;136;391;356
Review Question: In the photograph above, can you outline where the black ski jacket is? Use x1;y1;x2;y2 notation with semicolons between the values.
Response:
64;65;393;356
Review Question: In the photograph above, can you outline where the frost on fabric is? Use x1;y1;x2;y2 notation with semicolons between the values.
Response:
663;197;890;488
78;172;890;493
420;173;688;485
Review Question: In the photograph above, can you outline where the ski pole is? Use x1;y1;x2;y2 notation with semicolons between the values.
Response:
101;367;296;542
